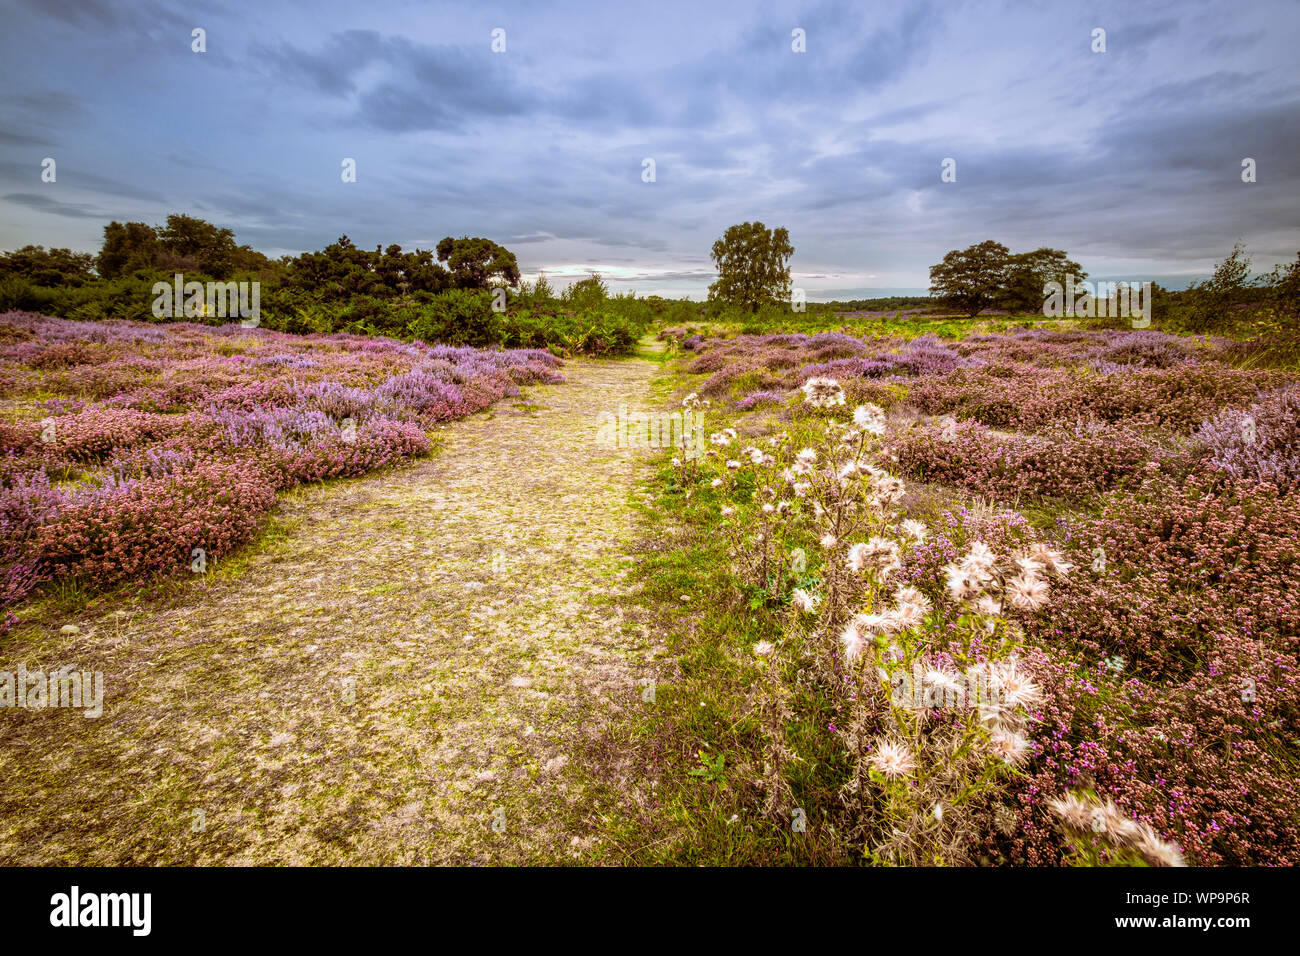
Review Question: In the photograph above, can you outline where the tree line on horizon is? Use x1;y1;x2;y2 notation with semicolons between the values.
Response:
928;238;1300;330
2;217;1296;341
0;215;673;354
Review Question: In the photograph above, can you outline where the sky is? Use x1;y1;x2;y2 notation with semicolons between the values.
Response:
1;0;1297;299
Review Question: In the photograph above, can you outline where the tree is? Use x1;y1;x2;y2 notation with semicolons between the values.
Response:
1262;251;1300;315
155;214;240;278
436;236;520;289
97;215;252;279
707;221;794;312
282;237;450;300
374;243;447;295
564;272;609;312
928;240;1011;316
1183;242;1256;330
0;245;95;286
97;221;160;279
999;247;1087;313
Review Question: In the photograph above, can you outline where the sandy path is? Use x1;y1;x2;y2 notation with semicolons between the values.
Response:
0;351;662;865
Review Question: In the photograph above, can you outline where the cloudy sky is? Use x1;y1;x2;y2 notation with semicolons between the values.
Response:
1;0;1297;298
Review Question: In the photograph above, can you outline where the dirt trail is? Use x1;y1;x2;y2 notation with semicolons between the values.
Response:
0;350;663;864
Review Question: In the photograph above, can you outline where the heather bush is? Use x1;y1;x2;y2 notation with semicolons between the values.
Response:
1196;385;1300;490
43;406;182;461
0;312;565;614
736;390;785;411
983;473;1300;865
0;469;67;539
39;460;279;582
890;418;1163;502
257;419;431;488
1042;474;1300;676
904;363;1292;433
686;327;1293;435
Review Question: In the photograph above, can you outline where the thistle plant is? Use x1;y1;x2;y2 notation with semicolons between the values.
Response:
710;377;1074;864
1048;791;1186;867
670;391;710;487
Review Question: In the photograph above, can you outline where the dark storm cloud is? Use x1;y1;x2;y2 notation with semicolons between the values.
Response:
4;192;102;218
1203;29;1266;54
1;90;85;120
16;0;118;28
0;129;54;147
18;0;195;37
255;29;388;97
259;31;539;131
1120;18;1182;51
0;90;84;147
0;162;166;202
